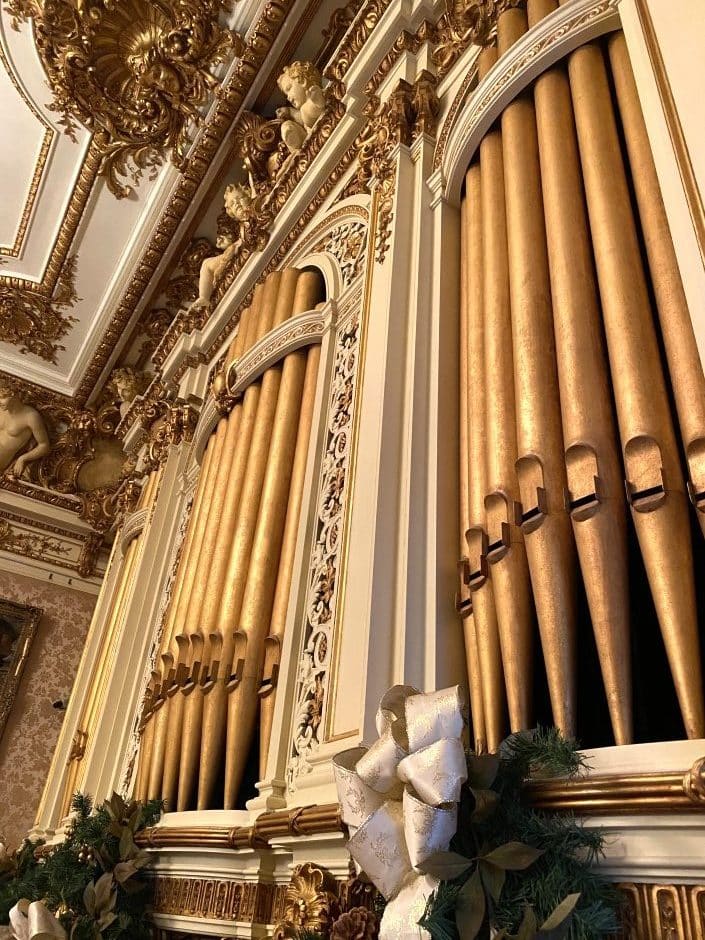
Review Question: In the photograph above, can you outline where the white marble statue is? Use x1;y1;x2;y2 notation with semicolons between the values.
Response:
191;183;256;311
276;61;326;154
0;380;51;477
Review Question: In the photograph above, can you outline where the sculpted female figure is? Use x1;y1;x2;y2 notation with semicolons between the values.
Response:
0;381;50;476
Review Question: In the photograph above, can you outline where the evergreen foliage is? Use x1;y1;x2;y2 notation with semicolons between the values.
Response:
418;728;622;940
0;792;162;939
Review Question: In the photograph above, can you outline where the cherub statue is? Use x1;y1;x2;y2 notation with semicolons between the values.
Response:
276;61;326;154
190;183;258;311
0;379;51;477
108;367;151;417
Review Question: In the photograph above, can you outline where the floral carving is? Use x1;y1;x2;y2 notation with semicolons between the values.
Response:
6;0;244;197
288;312;361;787
0;256;79;362
433;0;528;73
331;906;379;939
273;863;340;938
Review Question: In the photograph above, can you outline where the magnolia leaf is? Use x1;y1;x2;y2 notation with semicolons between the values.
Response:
113;860;138;884
516;906;539;940
455;867;485;940
132;851;151;870
481;842;544;871
471;787;499;822
108;821;123;839
119;827;137;860
97;911;118;932
83;881;96;916
539;893;581;938
479;858;505;903
417;851;475;881
466;754;500;789
94;872;116;913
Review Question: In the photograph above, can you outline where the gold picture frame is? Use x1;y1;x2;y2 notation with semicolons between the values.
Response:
0;599;42;742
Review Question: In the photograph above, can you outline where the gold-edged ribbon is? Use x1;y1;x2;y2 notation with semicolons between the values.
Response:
333;685;468;939
3;900;66;940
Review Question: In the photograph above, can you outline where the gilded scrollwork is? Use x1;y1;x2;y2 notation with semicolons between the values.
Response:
0;255;79;363
7;0;244;198
433;0;527;73
273;863;340;939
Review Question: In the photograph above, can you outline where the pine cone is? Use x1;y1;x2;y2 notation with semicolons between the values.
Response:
331;907;378;940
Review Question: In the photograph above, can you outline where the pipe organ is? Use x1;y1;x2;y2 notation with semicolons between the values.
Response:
26;0;705;934
458;0;705;750
135;268;324;811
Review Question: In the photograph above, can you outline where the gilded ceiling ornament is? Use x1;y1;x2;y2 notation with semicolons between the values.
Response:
0;255;79;362
6;0;244;198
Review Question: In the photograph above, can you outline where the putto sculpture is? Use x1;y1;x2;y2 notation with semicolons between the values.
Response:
0;380;51;477
276;61;327;153
191;183;263;310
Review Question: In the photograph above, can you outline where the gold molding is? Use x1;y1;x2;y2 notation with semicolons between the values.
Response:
526;758;705;815
618;882;705;939
138;802;343;850
0;44;54;259
633;0;705;269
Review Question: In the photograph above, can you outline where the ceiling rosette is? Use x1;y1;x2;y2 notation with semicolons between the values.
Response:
6;0;243;197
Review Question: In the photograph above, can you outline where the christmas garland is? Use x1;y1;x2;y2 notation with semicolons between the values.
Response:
417;728;622;940
0;793;162;939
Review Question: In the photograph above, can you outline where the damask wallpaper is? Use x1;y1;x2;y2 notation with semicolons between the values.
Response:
0;571;96;848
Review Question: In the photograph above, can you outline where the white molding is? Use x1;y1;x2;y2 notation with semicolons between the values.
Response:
442;0;622;203
121;507;149;552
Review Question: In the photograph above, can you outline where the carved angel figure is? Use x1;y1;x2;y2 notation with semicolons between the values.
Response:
0;380;51;477
109;367;150;416
191;183;260;310
276;61;326;153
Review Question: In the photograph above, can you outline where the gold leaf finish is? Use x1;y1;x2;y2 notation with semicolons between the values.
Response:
7;0;243;197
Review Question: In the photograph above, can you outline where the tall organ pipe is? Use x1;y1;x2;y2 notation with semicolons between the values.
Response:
566;36;705;738
259;340;321;775
135;438;216;802
478;43;534;733
173;281;280;810
463;162;505;751
608;31;705;541
148;421;226;809
497;7;577;735
459;189;487;751
528;0;632;743
198;269;304;809
224;271;324;809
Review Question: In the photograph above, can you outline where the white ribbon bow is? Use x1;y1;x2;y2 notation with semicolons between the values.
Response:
334;685;468;939
2;901;67;940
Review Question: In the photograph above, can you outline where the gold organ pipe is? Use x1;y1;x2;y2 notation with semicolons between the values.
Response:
135;439;216;800
566;36;705;738
259;341;321;776
478;45;534;733
198;268;302;810
608;31;705;540
173;292;270;811
528;0;632;743
162;412;241;808
147;423;228;800
224;271;323;809
459;189;487;752
463;163;505;751
497;8;577;735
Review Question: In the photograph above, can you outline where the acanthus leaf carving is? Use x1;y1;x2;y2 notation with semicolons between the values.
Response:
6;0;245;198
0;255;79;362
